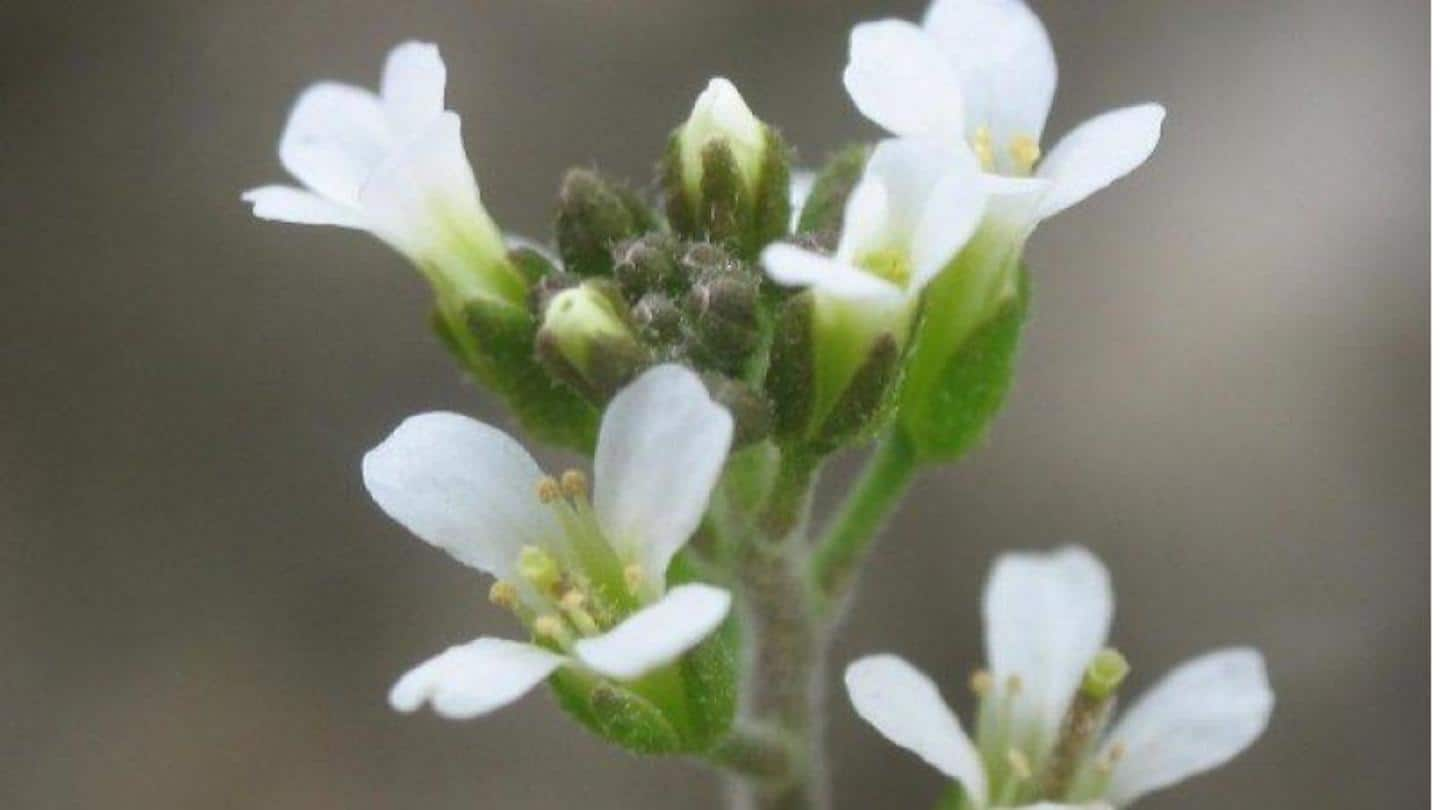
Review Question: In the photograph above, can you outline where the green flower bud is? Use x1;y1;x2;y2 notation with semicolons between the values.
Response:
613;233;683;298
555;169;656;277
686;275;760;374
536;281;649;403
663;78;790;257
631;292;685;346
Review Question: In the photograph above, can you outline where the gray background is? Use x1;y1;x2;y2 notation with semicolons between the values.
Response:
0;1;1427;807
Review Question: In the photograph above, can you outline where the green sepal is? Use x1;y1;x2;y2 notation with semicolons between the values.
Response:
748;128;792;256
899;268;1029;464
662;128;791;259
796;144;872;248
555;168;655;277
933;784;975;810
548;667;685;755
661;130;696;236
698;140;747;250
764;292;815;441
545;552;738;756
445;297;599;452
814;332;898;448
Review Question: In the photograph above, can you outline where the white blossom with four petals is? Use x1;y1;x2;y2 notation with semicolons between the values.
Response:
844;0;1166;234
846;547;1273;808
363;364;735;719
243;42;520;306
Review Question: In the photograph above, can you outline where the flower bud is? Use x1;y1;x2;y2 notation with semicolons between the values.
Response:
555;169;656;277
536;281;648;403
631;292;685;346
663;78;790;257
613;233;683;298
686;275;760;375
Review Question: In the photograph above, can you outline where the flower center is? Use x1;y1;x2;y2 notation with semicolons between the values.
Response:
487;469;648;649
858;247;912;287
971;126;1042;176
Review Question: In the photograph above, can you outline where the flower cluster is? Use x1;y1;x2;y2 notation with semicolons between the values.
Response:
245;0;1271;807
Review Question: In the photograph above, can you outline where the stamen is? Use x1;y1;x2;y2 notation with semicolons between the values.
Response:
972;126;996;171
488;581;519;610
533;614;572;644
1005;674;1023;696
624;563;646;596
1008;135;1041;174
969;668;994;696
536;476;563;503
1006;748;1033;780
559;589;600;635
560;469;588;498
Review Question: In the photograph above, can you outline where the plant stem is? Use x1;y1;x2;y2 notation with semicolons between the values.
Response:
810;429;920;616
728;445;825;810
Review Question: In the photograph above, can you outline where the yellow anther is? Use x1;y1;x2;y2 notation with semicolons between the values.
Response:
1008;135;1041;174
1005;674;1024;696
560;589;586;611
1106;742;1126;765
560;469;588;498
971;126;995;171
536;476;563;503
518;545;563;593
969;669;994;696
534;614;568;641
1006;748;1032;780
624;563;646;595
488;581;519;610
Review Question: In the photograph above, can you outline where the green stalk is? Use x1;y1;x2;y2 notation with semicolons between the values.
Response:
810;429;920;615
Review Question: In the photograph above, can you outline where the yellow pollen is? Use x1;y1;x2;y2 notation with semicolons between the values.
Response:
1008;135;1041;174
560;469;588;498
536;476;562;503
488;581;519;610
969;669;994;696
560;589;586;611
1005;674;1023;696
534;614;567;641
971;126;995;171
1006;748;1032;780
624;564;646;595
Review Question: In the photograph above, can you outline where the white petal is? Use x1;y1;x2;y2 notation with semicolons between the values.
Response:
380;41;447;136
574;584;731;680
592;365;733;584
844;655;987;803
361;412;559;580
852;139;986;291
834;176;894;263
278;82;391;205
389;637;564;719
1104;648;1274;806
359;111;499;263
922;0;1057;142
1035;104;1166;220
843;20;968;140
242;185;367;228
983;546;1113;743
761;244;905;303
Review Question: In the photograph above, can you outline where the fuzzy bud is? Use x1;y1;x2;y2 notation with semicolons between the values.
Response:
555;169;655;277
536;281;648;402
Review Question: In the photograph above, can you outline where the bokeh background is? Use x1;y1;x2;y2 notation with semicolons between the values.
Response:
1;1;1427;807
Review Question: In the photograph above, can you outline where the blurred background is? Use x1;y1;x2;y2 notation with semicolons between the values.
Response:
0;0;1427;807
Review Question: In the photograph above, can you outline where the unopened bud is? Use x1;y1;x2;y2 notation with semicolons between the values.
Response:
631;293;685;346
555;169;654;277
686;276;760;374
663;78;790;256
613;233;682;297
536;282;649;402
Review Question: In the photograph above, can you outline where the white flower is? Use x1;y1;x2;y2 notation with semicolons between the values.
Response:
678;77;768;206
363;364;735;718
763;138;984;310
845;547;1273;808
843;0;1165;230
788;169;817;231
243;42;520;306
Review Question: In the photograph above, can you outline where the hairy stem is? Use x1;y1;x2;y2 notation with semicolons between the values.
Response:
810;430;919;616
